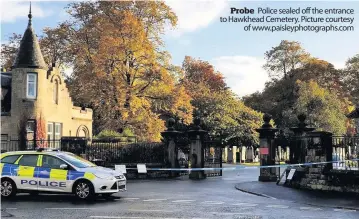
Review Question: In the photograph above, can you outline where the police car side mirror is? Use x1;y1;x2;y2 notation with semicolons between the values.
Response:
60;164;68;170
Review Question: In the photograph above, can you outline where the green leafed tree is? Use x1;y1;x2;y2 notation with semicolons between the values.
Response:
245;40;355;134
294;80;349;135
0;33;22;70
182;56;263;145
341;54;359;104
264;40;310;80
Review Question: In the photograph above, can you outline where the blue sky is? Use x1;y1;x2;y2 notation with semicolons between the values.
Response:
1;0;358;96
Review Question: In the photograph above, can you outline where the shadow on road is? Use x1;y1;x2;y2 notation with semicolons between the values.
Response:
1;193;122;205
236;181;359;210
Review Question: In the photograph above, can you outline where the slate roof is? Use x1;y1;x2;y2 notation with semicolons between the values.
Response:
12;6;47;70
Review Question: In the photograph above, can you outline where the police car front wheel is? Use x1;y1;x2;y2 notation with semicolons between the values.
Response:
74;181;94;200
1;178;17;198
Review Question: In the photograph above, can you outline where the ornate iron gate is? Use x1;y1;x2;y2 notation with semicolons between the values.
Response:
204;139;222;177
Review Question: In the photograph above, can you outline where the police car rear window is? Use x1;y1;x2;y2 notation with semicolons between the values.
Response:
1;155;21;164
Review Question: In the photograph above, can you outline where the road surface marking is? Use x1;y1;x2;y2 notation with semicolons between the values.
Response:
90;217;206;219
210;212;255;215
300;207;322;211
5;208;17;210
90;217;142;219
209;212;262;218
143;198;167;202
202;201;224;205
232;203;258;207
266;205;289;209
122;198;140;200
172;200;195;203
45;208;92;210
334;209;356;212
301;216;321;218
128;209;174;213
222;178;238;180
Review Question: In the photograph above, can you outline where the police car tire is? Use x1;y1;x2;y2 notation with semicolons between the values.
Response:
1;178;17;198
73;180;94;200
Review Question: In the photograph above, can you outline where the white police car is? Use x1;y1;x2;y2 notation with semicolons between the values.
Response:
0;149;126;200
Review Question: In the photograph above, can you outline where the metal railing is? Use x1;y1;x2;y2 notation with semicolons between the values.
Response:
85;141;165;165
1;138;166;168
1;139;61;152
282;134;358;173
332;136;359;171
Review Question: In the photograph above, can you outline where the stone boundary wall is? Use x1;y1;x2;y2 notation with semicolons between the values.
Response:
285;149;359;194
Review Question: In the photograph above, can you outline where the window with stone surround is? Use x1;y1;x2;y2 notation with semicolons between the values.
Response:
26;73;37;99
26;120;35;133
48;122;62;148
55;123;61;140
47;122;54;141
1;87;11;114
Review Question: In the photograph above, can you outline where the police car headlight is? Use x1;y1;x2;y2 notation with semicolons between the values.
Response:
94;173;114;180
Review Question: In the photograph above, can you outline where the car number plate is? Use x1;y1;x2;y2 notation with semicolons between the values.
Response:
118;181;126;186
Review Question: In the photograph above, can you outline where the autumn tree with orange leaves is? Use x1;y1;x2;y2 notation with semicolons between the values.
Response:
181;56;263;145
36;113;47;147
1;1;262;143
59;1;191;141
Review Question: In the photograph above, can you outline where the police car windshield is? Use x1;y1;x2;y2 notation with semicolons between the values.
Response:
58;154;97;168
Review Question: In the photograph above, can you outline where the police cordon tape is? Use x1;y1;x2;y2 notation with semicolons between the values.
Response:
119;159;359;172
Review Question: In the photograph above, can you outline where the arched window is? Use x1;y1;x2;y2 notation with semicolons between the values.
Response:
76;125;89;139
53;79;58;104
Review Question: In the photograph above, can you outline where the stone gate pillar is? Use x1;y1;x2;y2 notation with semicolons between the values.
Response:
256;114;278;182
188;117;207;180
161;118;181;177
289;114;315;164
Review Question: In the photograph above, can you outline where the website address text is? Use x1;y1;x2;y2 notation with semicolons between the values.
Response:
248;24;354;33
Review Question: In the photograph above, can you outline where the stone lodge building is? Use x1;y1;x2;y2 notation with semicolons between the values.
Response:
1;8;92;144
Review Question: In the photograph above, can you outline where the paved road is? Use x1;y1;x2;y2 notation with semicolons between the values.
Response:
2;165;358;219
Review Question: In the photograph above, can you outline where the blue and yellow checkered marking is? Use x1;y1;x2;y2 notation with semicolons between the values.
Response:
35;167;51;179
1;164;88;181
18;166;35;177
1;163;17;176
1;153;96;182
67;171;85;180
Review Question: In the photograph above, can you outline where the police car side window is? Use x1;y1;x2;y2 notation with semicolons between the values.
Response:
18;155;38;166
42;155;67;169
0;155;21;164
